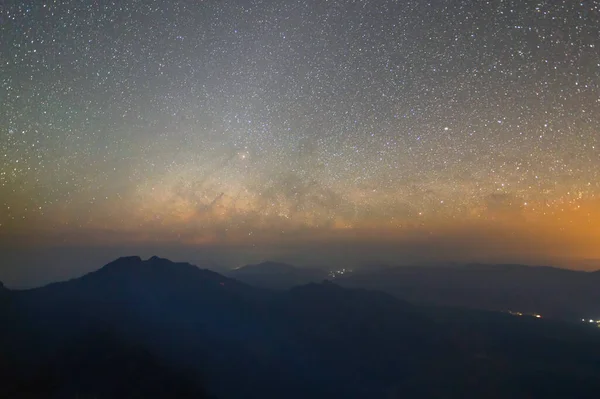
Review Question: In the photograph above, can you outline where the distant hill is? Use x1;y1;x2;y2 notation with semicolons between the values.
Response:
2;256;600;398
337;263;600;321
228;261;328;289
234;261;297;273
229;261;600;320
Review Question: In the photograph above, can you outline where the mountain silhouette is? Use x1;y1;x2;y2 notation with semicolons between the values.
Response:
2;256;600;398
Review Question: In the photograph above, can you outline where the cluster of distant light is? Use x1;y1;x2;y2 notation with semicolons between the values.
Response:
507;311;542;319
508;313;600;327
328;268;353;278
582;319;600;327
1;1;599;256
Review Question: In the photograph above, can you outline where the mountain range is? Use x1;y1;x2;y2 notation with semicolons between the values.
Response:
230;261;600;321
2;256;600;398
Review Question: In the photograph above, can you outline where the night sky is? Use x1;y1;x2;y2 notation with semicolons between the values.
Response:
1;0;599;286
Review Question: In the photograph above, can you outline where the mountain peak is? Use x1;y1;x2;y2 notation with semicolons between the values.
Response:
94;256;143;274
40;255;237;303
114;256;143;265
98;256;197;275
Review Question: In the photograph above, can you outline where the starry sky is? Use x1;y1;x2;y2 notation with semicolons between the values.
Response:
1;0;600;285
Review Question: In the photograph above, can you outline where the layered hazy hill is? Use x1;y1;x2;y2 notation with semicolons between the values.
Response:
228;261;329;289
2;256;600;398
338;263;600;321
229;261;600;321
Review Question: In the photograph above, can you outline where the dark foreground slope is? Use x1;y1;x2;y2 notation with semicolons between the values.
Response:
2;257;600;398
0;329;210;399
